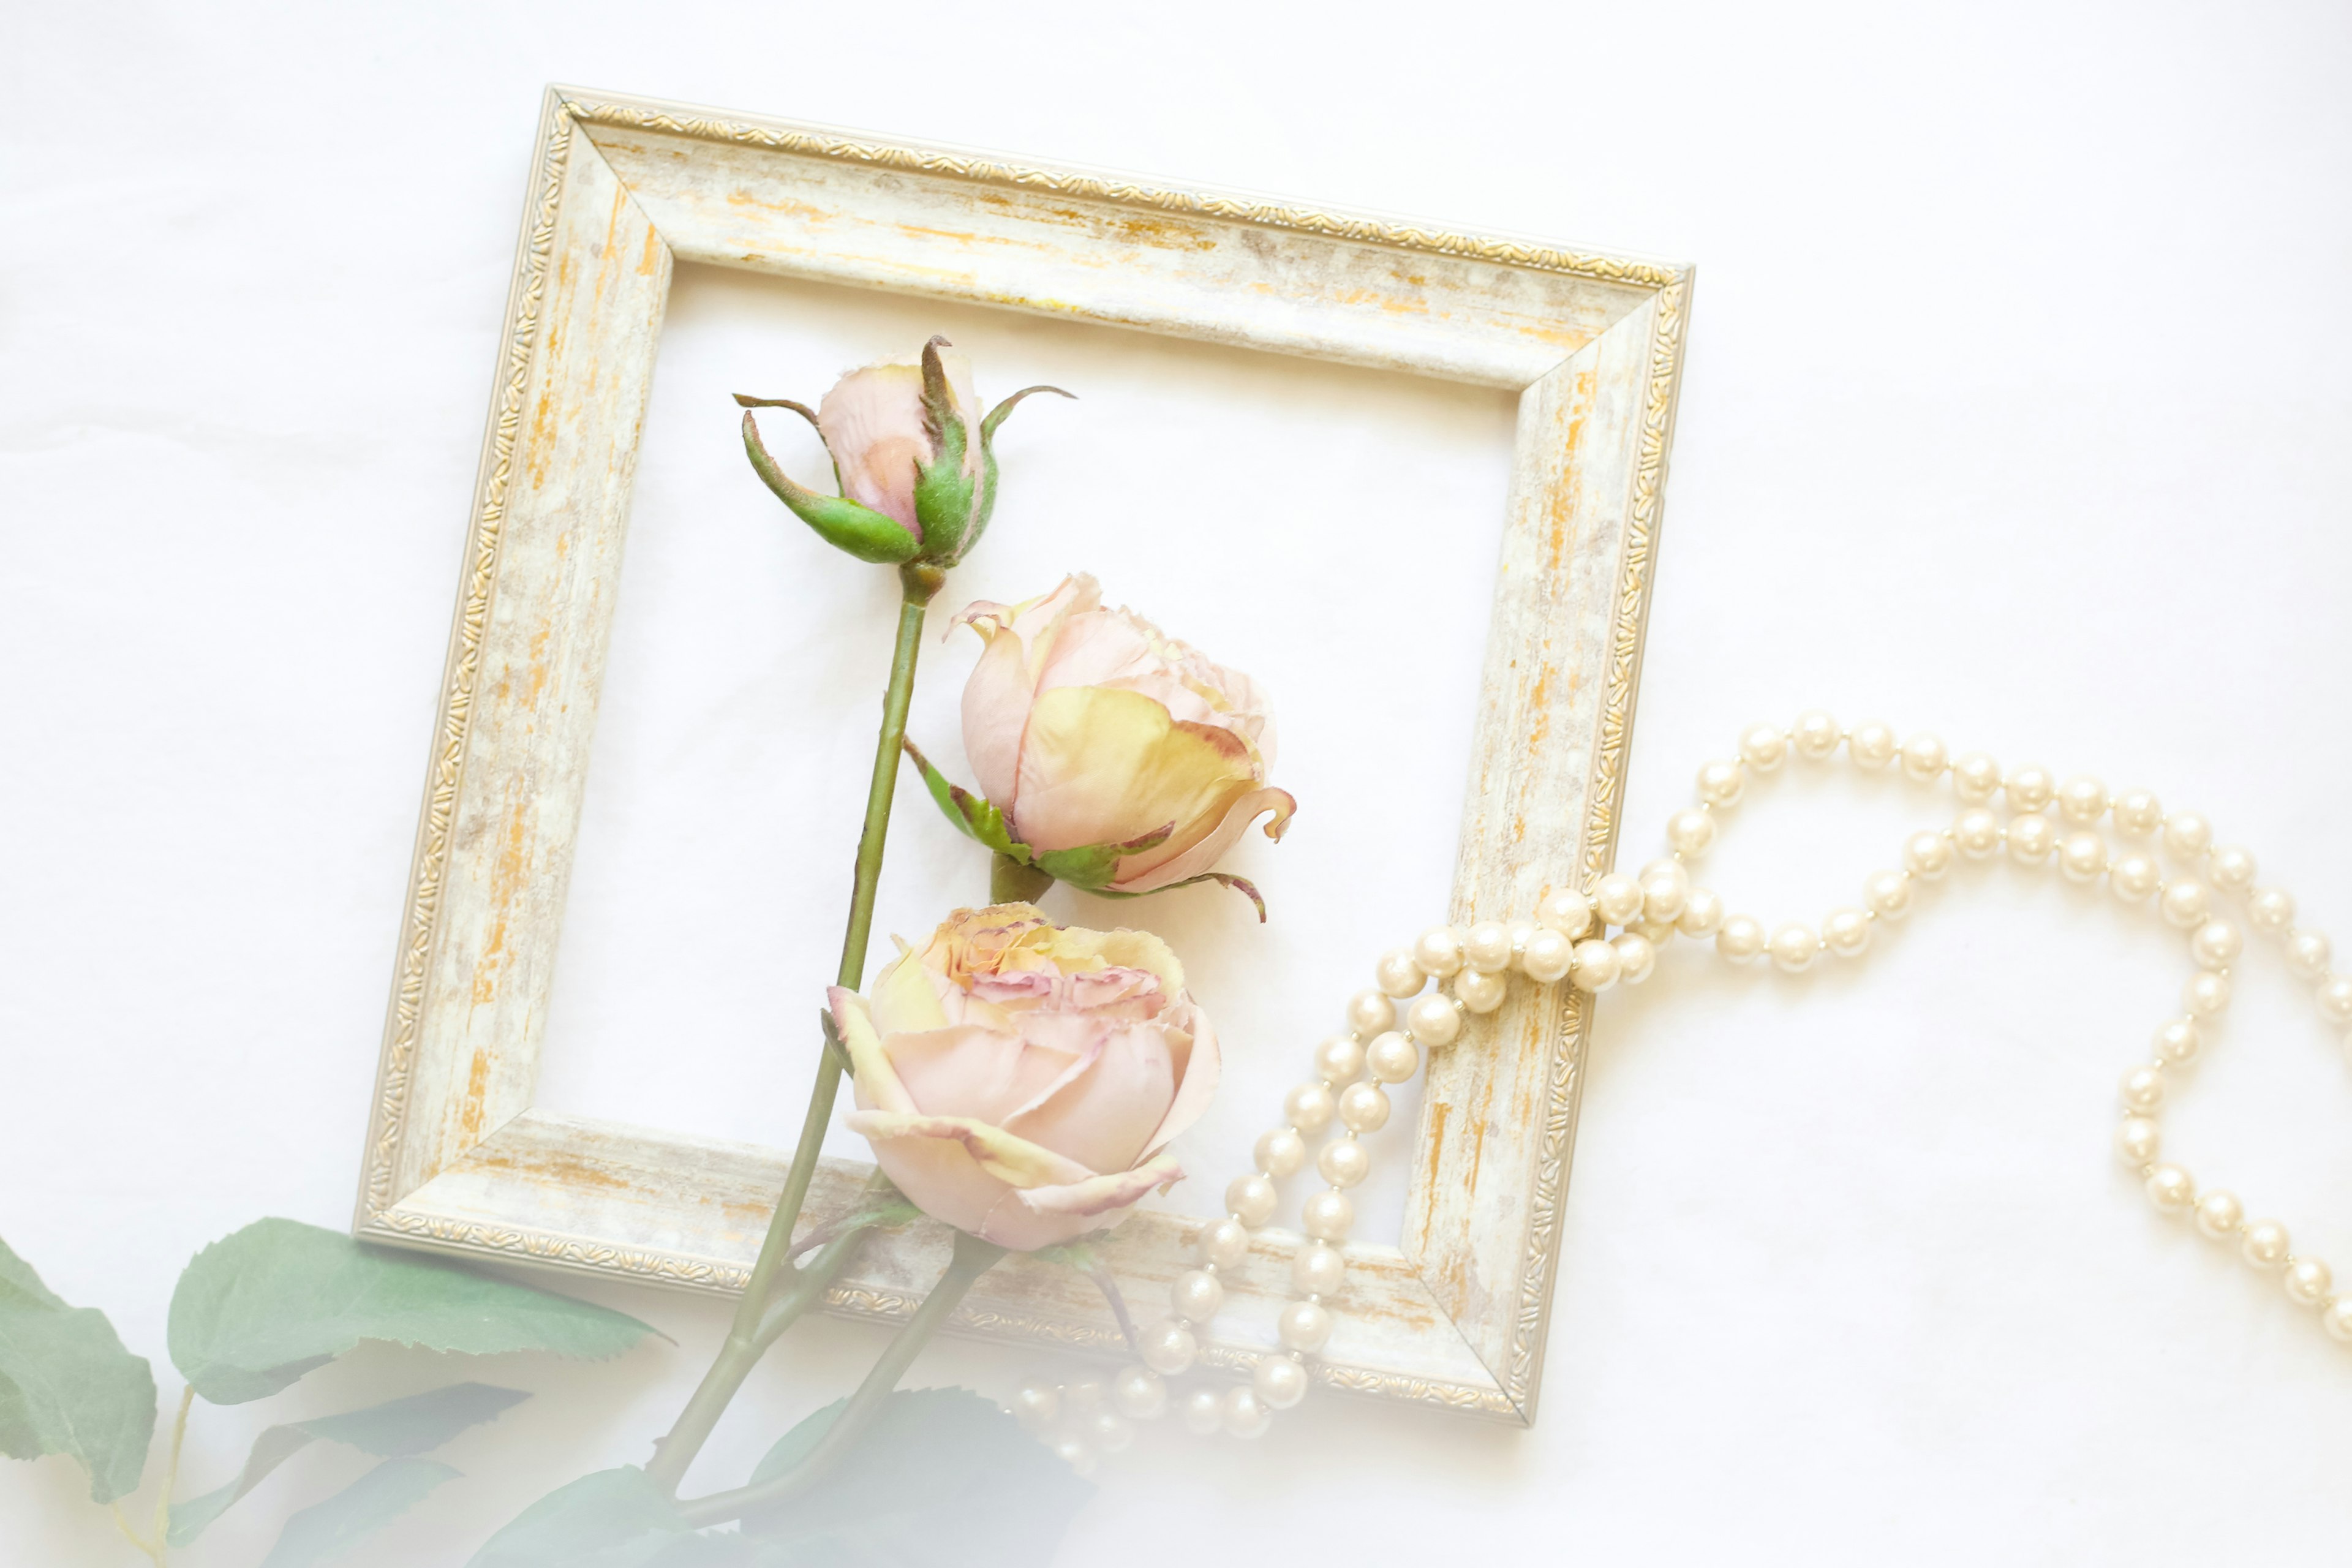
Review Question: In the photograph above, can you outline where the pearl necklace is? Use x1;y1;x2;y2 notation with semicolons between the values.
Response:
1007;713;2352;1471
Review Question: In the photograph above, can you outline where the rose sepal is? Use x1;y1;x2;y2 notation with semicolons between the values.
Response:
737;409;922;565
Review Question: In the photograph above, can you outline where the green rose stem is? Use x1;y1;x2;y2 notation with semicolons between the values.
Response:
647;562;944;1495
990;850;1053;905
109;1384;194;1565
674;1231;1008;1529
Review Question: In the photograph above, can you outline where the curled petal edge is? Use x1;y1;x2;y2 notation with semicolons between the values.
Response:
1013;1152;1185;1218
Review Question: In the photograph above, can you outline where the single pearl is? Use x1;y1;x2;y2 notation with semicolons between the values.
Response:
1091;1409;1135;1453
1954;810;2002;859
1365;1031;1420;1085
2119;1065;2166;1113
2206;845;2258;895
1521;927;1574;984
1114;1364;1167;1420
1634;919;1676;949
1666;807;1717;858
2189;919;2242;971
1507;916;1540;962
1863;870;1913;920
1278;1298;1334;1352
2004;764;2055;813
1536;889;1594;939
1282;1082;1336;1134
2114;1115;2160;1165
2006;813;2057;865
1716;915;1766;963
1227;1173;1280;1227
2246;888;2296;933
1695;760;1746;808
1292;1242;1346;1297
1677;888;1727;937
1464;922;1514;974
1849;722;1898;769
1899;730;1948;782
1254;1128;1306;1178
1455;967;1507;1014
1792;709;1841;760
1406;993;1462;1046
1570;938;1622;991
1951;751;2003;805
1640;869;1689;923
1768;922;1820;974
1200;1218;1251;1270
1181;1387;1224;1437
2108;853;2160;903
2318;974;2352;1027
2111;788;2163;835
2159;879;2211;929
2326;1297;2352;1345
2193;1189;2244;1240
1593;872;1646;927
2058;831;2108;884
1314;1033;1366;1084
2145;1164;2196;1213
2056;774;2108;824
2161;811;2214;860
1253;1354;1309;1411
1412;925;1466;978
1346;989;1396;1037
1140;1318;1199;1376
2285;1257;2334;1307
1054;1434;1098;1476
1300;1189;1354;1242
1738;722;1789;772
2184;971;2232;1018
1611;932;1657;984
2153;1019;2201;1066
1823;908;1872;957
1375;947;1427;998
1340;1080;1389;1133
1011;1381;1061;1430
2283;929;2331;981
1172;1268;1225;1324
1221;1385;1272;1439
2242;1221;2291;1269
1902;830;1954;880
1318;1138;1371;1188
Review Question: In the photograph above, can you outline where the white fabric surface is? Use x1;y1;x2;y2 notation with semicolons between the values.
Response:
4;2;2348;1562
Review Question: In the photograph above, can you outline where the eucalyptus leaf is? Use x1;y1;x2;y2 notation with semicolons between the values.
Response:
257;1455;458;1568
739;1387;1090;1565
466;1466;694;1567
0;1235;157;1502
169;1382;527;1545
168;1219;654;1404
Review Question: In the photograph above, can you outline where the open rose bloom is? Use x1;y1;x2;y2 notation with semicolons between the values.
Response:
908;575;1295;914
831;904;1218;1250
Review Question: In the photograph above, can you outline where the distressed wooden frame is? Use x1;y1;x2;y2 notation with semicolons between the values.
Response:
355;85;1691;1427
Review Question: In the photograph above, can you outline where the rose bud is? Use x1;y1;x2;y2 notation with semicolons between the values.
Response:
831;903;1217;1251
904;575;1295;918
735;336;1069;567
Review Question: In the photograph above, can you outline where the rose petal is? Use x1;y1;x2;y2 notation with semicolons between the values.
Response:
884;1022;1088;1129
842;1110;1093;1189
1107;785;1297;892
956;621;1036;807
1001;1020;1177;1177
1010;687;1259;854
1014;1152;1185;1217
827;989;915;1115
1135;1000;1219;1155
1034;605;1272;752
817;364;930;533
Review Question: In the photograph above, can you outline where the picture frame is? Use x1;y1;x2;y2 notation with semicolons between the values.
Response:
355;85;1692;1427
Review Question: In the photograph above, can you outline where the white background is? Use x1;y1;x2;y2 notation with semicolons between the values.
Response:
4;3;2348;1563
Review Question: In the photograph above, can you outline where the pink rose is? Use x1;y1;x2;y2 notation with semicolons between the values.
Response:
830;903;1217;1251
906;575;1295;914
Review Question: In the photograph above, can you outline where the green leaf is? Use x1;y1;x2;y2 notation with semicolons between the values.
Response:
257;1456;458;1568
740;412;921;565
170;1382;528;1545
467;1466;694;1567
0;1235;157;1503
1030;821;1176;890
168;1219;655;1404
739;1387;1090;1565
901;739;1024;859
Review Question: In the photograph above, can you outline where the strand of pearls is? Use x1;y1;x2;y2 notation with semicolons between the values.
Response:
1008;712;2351;1471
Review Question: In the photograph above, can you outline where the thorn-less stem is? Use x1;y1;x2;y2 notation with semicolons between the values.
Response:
112;1385;195;1564
673;1231;1008;1529
646;562;944;1495
990;851;1052;905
